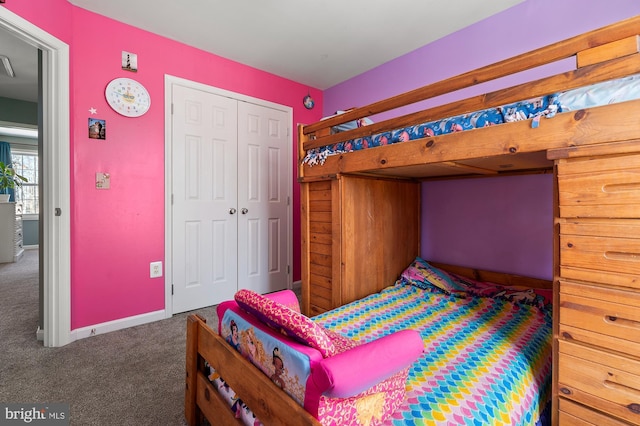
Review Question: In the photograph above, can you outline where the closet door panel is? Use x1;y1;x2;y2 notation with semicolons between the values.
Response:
172;86;238;313
237;101;289;294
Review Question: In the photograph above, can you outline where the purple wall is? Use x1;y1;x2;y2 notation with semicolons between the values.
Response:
422;175;553;279
324;0;640;118
323;0;640;279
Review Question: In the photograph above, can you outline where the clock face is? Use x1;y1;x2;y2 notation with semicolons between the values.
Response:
105;78;151;117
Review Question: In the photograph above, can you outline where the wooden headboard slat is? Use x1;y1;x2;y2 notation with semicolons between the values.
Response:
431;261;553;290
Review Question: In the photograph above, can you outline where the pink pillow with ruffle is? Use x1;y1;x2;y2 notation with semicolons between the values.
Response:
234;289;336;358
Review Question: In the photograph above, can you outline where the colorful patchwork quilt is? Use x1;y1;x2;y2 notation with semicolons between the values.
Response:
313;282;552;426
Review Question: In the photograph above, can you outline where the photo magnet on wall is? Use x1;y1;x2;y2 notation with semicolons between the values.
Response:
89;118;106;140
122;51;138;72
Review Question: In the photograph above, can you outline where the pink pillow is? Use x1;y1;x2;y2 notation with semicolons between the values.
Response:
234;289;336;358
262;289;301;313
316;329;423;398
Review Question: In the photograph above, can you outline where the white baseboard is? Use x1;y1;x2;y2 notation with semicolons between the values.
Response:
70;310;167;341
292;280;301;292
36;326;44;341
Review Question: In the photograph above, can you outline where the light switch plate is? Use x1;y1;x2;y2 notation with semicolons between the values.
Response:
96;172;110;189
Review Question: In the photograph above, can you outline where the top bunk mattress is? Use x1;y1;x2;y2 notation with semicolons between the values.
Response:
302;73;640;167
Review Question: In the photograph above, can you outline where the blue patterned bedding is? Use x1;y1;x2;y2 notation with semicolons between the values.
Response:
303;74;640;166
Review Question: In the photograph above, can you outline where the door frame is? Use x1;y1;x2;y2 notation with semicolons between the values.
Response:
164;75;293;316
0;8;71;347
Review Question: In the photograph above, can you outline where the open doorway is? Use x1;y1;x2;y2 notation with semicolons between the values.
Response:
0;27;40;340
0;8;71;347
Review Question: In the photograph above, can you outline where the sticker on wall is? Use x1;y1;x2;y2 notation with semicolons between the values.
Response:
122;51;138;72
303;93;315;110
89;118;106;140
96;172;110;189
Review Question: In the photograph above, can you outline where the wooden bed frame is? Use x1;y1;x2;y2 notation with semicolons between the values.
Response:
185;263;552;426
296;15;640;426
186;15;640;426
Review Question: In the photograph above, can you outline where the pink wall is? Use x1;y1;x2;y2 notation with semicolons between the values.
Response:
322;0;640;279
5;1;322;329
3;1;73;44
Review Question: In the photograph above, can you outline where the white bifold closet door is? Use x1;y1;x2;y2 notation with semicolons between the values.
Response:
171;84;289;313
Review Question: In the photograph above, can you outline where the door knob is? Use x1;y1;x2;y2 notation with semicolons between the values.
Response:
241;208;248;214
229;208;237;215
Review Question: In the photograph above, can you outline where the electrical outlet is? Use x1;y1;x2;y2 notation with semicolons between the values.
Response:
150;261;163;278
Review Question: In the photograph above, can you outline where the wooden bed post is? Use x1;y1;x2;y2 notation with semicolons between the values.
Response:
551;160;561;426
185;314;201;426
298;124;307;181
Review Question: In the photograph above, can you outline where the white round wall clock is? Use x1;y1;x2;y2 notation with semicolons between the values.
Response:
105;77;151;117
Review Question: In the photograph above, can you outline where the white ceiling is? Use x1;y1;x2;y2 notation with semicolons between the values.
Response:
0;25;39;103
0;0;523;103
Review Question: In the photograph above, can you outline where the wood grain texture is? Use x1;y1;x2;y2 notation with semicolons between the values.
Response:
430;262;553;290
338;176;420;305
559;398;630;426
558;342;640;425
302;175;420;314
578;36;640;68
557;150;640;425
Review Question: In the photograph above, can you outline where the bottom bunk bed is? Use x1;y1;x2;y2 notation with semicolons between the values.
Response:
185;259;553;426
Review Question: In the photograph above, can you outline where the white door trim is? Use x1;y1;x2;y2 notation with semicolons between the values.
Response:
0;8;71;347
164;74;293;316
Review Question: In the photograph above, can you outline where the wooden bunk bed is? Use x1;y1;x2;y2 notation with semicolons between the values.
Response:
297;15;640;426
186;16;640;425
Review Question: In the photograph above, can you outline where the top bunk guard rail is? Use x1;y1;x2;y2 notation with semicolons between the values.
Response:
302;14;640;140
298;15;640;181
304;53;640;151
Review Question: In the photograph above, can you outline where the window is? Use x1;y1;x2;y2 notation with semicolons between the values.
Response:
11;151;38;215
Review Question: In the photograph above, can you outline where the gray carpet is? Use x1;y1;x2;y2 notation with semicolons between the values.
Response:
0;249;218;425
